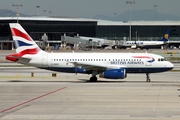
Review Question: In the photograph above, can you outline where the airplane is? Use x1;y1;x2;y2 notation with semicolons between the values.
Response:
6;23;174;82
119;30;171;50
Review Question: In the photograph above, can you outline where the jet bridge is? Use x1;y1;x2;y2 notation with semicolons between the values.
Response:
62;35;118;49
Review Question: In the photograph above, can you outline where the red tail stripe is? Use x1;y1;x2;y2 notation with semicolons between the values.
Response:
11;28;32;41
19;48;39;55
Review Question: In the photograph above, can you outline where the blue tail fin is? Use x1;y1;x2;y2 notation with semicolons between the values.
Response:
158;30;171;42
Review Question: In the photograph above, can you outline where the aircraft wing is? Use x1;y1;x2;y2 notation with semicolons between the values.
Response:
72;62;127;71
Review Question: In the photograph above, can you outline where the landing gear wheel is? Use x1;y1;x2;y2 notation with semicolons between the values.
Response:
146;78;151;82
146;73;151;82
89;76;97;82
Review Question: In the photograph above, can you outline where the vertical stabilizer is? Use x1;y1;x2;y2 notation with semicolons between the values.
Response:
6;23;44;62
9;23;41;54
158;30;171;42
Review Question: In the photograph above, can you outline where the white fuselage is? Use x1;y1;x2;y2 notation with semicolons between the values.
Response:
22;52;173;74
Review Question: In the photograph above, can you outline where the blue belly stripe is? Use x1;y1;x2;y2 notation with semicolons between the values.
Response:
41;67;173;74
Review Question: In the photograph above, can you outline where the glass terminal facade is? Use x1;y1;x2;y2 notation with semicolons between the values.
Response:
0;19;97;41
96;25;179;41
0;18;180;49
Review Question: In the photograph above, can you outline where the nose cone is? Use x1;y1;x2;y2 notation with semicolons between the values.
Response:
167;62;174;70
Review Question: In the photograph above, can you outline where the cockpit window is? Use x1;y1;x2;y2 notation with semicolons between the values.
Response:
158;58;166;62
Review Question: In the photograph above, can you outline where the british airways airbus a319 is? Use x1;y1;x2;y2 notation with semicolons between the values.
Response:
6;23;174;82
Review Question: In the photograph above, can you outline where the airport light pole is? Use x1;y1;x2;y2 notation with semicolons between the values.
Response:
49;11;52;16
5;11;10;17
36;5;40;16
12;4;23;23
43;10;46;16
126;1;135;41
154;5;158;20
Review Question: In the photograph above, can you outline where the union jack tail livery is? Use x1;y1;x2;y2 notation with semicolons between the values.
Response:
6;23;44;62
10;23;41;53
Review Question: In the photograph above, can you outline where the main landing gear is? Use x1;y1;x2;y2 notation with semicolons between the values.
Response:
90;76;97;82
146;73;151;82
89;71;98;82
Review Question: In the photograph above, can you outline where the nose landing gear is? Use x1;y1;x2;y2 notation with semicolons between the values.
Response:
146;73;151;82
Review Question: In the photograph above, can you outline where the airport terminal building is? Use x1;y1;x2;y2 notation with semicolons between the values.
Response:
0;17;180;50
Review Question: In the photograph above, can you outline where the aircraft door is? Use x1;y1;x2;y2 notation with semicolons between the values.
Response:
42;54;48;66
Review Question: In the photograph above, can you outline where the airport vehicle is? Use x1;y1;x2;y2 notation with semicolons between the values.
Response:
120;30;171;49
6;23;174;82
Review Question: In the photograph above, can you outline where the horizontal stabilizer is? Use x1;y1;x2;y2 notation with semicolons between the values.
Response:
6;53;31;62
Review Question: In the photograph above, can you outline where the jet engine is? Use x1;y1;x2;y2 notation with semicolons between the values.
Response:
99;68;127;79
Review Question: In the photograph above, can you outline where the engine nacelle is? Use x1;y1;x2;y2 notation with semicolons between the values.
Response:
99;68;126;79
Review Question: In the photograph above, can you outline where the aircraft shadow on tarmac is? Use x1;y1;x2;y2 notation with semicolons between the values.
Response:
78;79;179;83
8;80;83;83
8;79;127;83
8;79;179;84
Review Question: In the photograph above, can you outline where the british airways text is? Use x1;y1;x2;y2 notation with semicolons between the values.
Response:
110;61;144;65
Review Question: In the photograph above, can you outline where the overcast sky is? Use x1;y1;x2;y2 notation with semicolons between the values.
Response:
1;0;180;18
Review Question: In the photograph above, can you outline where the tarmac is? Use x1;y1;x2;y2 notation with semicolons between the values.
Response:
0;67;180;120
0;49;179;120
